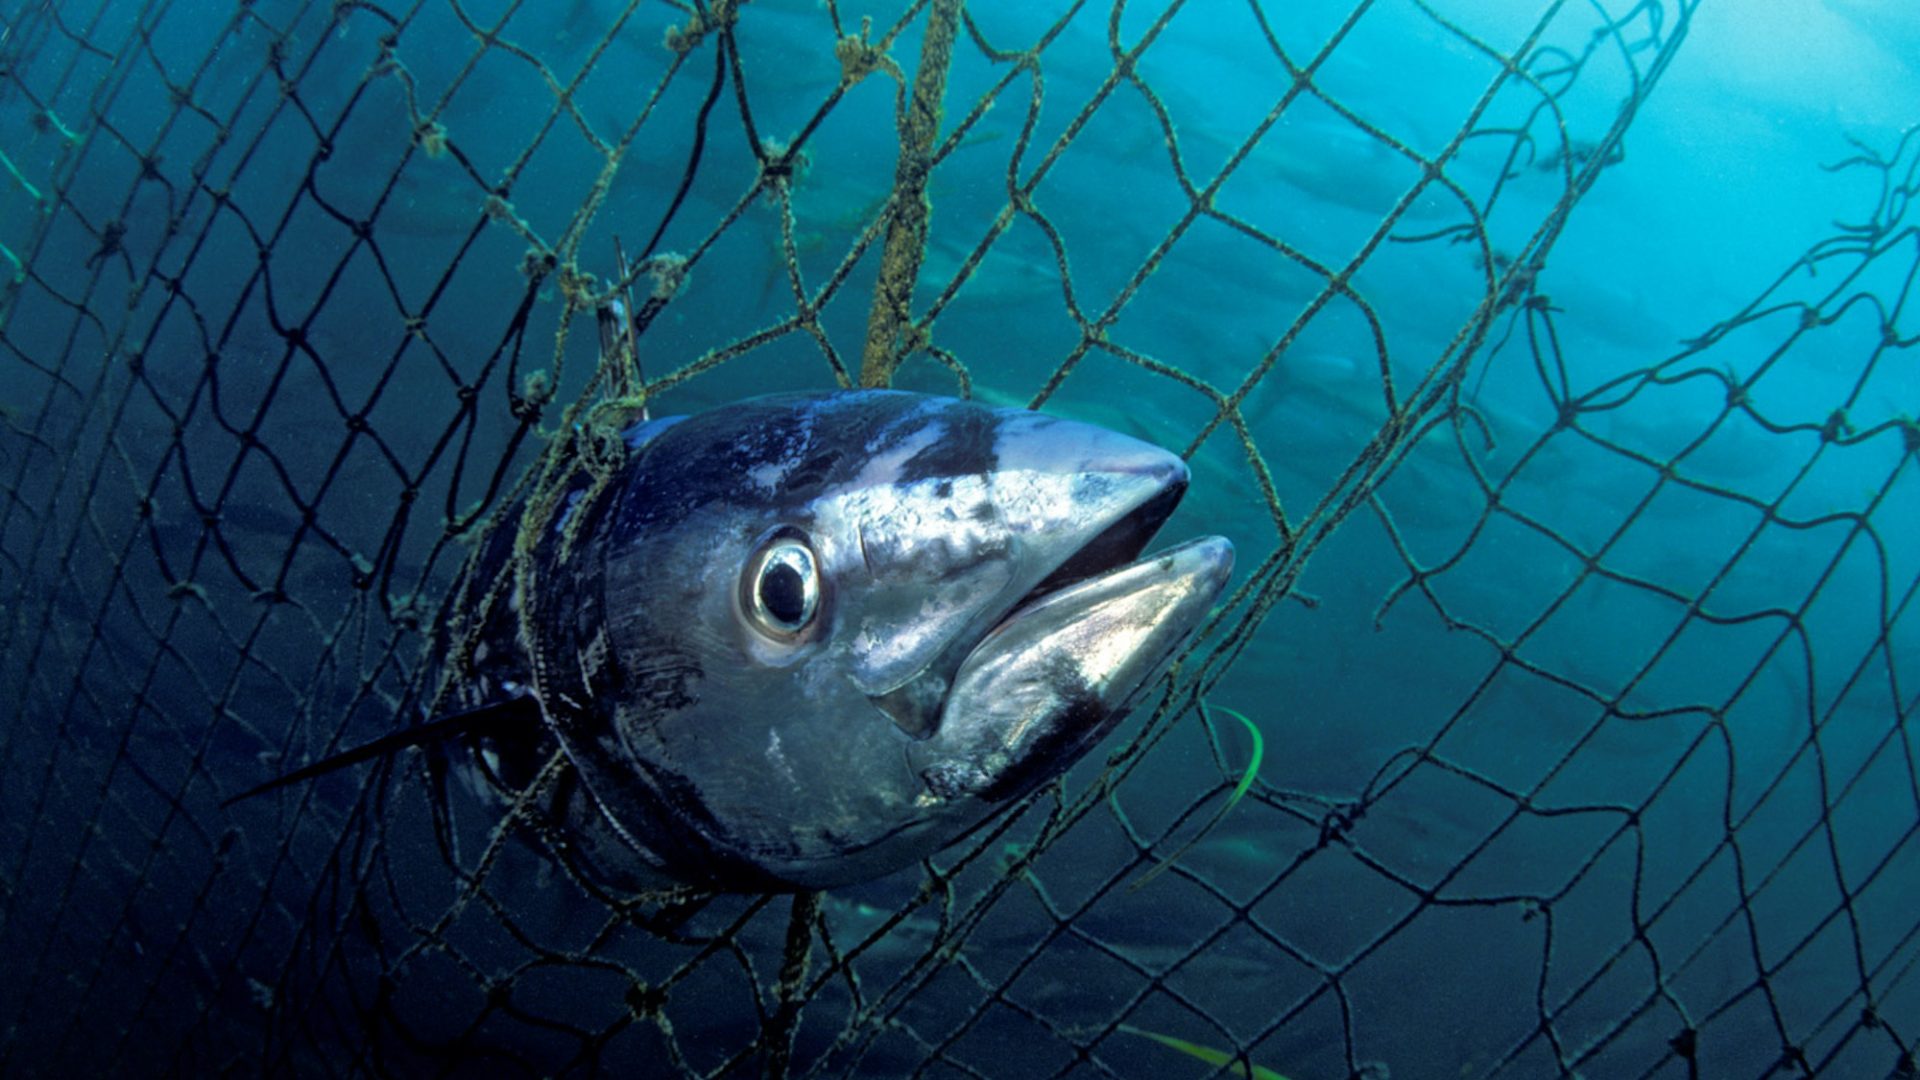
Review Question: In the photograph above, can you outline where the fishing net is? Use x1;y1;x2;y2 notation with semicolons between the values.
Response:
2;0;1915;1075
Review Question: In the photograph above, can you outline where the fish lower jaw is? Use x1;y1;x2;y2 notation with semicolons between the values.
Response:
978;535;1233;670
920;535;1234;800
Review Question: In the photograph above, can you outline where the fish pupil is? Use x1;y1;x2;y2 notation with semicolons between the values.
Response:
760;562;807;626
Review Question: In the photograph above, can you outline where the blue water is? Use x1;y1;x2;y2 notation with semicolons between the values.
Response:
1;0;1917;1076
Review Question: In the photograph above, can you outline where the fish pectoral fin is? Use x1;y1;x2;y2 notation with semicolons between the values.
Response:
219;696;542;809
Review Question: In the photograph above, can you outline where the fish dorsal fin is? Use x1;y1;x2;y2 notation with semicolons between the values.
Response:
219;696;541;809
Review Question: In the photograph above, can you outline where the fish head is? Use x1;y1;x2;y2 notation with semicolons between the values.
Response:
557;390;1232;890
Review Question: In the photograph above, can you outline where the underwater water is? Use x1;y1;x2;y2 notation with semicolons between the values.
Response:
2;0;1918;1076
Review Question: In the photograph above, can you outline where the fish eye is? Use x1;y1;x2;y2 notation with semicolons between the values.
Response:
741;528;822;640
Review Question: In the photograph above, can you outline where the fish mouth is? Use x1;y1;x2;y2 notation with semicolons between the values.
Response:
863;428;1205;738
905;453;1234;803
1003;471;1192;616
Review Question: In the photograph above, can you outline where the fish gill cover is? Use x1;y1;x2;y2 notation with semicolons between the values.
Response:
0;0;1916;1076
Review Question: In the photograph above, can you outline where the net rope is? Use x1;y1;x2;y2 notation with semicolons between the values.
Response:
1;0;1915;1076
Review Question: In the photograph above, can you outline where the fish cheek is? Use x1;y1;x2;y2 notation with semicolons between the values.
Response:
607;537;920;879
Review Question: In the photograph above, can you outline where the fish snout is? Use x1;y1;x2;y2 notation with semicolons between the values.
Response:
852;406;1194;734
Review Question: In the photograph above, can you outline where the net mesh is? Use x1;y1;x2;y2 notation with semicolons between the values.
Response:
2;0;1916;1076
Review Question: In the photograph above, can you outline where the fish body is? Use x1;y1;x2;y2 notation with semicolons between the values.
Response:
438;390;1232;891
